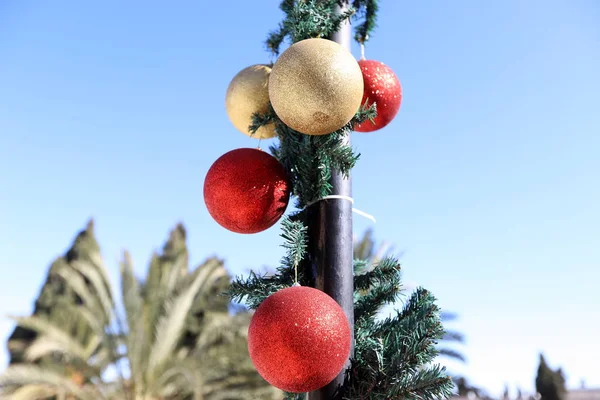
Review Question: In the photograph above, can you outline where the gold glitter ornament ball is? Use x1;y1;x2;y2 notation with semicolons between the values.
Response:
225;64;276;139
269;38;364;136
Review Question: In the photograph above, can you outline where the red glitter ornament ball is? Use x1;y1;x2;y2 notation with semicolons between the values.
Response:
354;59;402;132
248;286;352;393
203;148;290;234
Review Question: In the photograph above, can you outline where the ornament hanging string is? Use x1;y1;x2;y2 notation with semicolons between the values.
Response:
360;42;366;60
305;195;376;223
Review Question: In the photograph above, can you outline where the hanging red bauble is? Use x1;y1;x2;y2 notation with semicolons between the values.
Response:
248;286;352;393
354;59;402;133
203;148;290;234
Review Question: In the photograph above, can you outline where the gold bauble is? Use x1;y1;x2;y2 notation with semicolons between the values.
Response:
225;64;276;139
269;38;364;136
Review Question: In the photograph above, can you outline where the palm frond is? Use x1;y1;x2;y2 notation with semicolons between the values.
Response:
143;254;170;339
147;258;228;378
88;251;116;302
88;346;113;370
0;365;99;400
155;362;204;399
71;260;115;322
5;383;57;400
120;252;142;327
438;347;467;362
443;330;465;343
119;250;145;393
195;312;246;352
372;241;393;263
24;336;78;364
354;229;374;260
56;266;106;321
60;303;105;338
159;252;188;295
440;311;458;321
8;315;93;363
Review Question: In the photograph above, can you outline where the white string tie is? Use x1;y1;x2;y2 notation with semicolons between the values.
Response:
305;195;376;224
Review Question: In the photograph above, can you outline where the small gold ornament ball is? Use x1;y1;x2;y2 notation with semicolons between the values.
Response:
269;38;364;136
225;64;276;140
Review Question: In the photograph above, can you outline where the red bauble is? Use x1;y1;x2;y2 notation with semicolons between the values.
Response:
354;59;402;132
248;286;352;393
203;148;290;234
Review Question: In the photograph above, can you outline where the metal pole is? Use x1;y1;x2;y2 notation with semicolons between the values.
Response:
307;2;354;399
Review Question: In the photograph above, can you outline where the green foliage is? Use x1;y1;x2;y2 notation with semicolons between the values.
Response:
250;0;378;209
536;354;567;400
266;0;379;55
7;220;104;366
231;2;453;398
349;264;451;400
354;230;467;365
229;217;309;308
352;0;379;43
1;221;281;400
230;224;454;399
251;104;375;208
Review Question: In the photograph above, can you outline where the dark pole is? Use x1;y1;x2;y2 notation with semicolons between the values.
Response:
307;1;354;399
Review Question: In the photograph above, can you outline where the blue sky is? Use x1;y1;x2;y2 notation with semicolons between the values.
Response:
1;0;599;397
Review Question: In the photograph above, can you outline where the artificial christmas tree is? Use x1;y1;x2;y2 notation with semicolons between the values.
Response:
211;1;454;398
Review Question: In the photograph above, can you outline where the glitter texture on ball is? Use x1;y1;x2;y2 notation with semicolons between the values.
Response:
269;38;364;136
225;64;277;139
248;286;352;393
203;148;290;234
354;59;402;132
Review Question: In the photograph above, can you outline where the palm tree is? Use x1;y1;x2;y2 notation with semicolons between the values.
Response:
0;221;280;400
6;220;109;367
438;311;466;363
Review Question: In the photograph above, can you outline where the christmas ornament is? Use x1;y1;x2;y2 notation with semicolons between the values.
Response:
225;64;276;139
354;59;402;132
203;148;290;234
248;286;352;393
269;38;364;136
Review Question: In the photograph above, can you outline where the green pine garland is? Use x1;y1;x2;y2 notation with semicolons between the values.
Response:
229;1;454;398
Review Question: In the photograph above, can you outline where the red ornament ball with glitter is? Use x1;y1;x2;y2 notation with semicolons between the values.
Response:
354;59;402;132
203;148;290;234
248;286;352;393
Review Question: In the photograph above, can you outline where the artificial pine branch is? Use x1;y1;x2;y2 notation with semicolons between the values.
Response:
348;287;453;399
230;1;454;398
250;104;372;207
354;257;402;327
387;365;454;400
353;0;379;43
228;217;309;308
266;0;356;55
279;217;308;278
267;0;381;55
